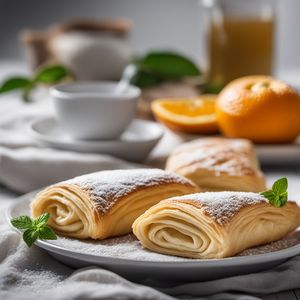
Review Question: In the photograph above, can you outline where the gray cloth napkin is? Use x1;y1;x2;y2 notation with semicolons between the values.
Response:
0;98;140;193
1;207;300;300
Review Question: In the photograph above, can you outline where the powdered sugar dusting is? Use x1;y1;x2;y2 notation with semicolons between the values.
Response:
53;234;183;261
64;169;194;214
239;231;300;256
48;230;300;262
168;191;267;225
167;138;258;176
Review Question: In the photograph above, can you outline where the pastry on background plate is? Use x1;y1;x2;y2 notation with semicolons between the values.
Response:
166;137;266;192
133;191;300;259
31;169;198;239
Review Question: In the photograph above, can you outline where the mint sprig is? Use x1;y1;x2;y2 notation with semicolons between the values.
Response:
0;77;31;93
260;177;288;208
33;65;70;84
11;213;57;247
0;64;72;102
130;51;201;88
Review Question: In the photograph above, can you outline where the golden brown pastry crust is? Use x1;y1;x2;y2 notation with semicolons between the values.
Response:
133;191;300;259
31;169;198;240
166;137;266;192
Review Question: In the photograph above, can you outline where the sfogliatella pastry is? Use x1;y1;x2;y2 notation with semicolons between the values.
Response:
31;169;198;239
166;137;266;192
133;192;300;259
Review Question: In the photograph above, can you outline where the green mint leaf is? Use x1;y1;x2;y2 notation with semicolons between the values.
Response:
136;51;201;81
11;213;57;247
23;228;39;247
260;190;274;198
272;195;281;208
280;191;288;200
272;177;288;195
34;65;70;84
11;216;33;229
278;191;288;207
261;190;275;206
39;226;57;240
131;70;163;87
34;212;50;226
260;177;288;207
0;77;31;93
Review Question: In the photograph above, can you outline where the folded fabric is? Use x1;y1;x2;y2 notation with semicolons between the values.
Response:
0;99;141;193
0;211;173;300
0;146;141;193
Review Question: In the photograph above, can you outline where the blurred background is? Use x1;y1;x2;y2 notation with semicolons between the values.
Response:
0;0;299;196
0;0;299;73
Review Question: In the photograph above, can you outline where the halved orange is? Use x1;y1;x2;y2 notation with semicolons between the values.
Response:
151;95;219;134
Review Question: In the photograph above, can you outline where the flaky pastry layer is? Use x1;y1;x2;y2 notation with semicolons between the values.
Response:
133;192;300;258
31;169;198;239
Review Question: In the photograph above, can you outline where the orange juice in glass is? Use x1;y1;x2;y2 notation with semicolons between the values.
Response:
200;0;276;88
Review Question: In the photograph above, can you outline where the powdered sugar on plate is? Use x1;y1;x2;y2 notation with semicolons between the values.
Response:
47;229;300;262
52;234;187;262
239;231;300;256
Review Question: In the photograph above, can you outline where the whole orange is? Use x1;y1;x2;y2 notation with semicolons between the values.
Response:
216;76;300;143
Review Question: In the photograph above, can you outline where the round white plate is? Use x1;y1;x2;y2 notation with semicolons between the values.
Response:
28;117;164;163
6;193;300;282
255;138;300;165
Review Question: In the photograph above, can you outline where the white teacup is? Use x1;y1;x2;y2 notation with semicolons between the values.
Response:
50;81;140;140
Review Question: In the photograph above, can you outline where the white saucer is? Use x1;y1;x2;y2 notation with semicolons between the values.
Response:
29;117;164;163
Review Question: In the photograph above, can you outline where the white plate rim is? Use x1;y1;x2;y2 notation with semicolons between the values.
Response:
6;193;300;268
28;116;164;147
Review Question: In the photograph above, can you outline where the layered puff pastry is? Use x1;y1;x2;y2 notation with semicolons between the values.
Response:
166;137;266;192
133;192;300;259
31;169;198;240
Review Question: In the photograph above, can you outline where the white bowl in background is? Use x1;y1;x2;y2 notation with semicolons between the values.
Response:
50;81;140;140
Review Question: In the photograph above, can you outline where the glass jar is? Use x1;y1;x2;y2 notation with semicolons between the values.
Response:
200;0;277;89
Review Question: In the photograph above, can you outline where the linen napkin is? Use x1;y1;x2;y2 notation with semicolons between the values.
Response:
1;206;300;300
0;96;141;193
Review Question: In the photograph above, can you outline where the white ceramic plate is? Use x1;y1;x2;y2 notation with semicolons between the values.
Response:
28;117;164;163
6;193;300;282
